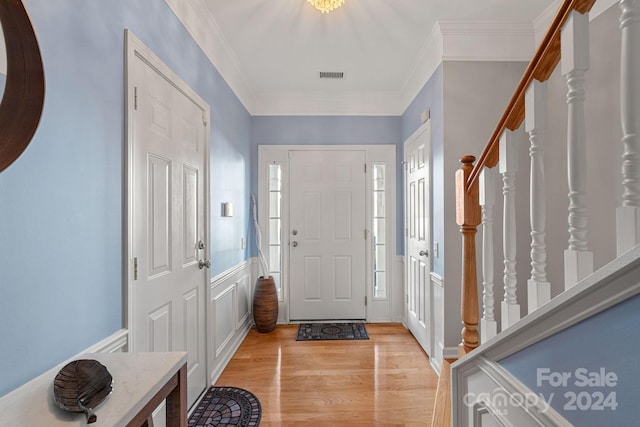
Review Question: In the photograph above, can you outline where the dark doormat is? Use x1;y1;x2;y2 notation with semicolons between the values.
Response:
189;386;261;427
296;322;369;341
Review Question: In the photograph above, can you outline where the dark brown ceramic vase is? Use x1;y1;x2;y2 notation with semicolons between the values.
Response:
253;276;278;332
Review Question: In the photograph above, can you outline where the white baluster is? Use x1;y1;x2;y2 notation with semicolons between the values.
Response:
480;167;497;343
617;0;640;255
525;80;551;312
562;11;593;288
500;130;520;330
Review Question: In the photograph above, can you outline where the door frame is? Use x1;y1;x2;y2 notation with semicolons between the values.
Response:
258;145;397;323
124;29;211;362
403;120;433;352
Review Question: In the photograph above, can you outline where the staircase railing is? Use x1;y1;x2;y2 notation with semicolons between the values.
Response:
456;0;640;356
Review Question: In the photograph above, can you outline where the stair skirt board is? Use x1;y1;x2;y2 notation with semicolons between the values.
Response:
453;357;570;426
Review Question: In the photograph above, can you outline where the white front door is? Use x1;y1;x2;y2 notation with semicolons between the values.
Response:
129;35;208;407
289;150;367;320
405;122;432;355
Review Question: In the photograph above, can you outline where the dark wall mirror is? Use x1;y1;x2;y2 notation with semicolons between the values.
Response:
0;0;45;173
0;24;6;99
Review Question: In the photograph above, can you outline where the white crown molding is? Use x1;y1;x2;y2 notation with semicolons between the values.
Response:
438;21;534;61
533;0;561;46
400;23;444;115
534;0;619;47
252;91;405;116
165;0;538;116
399;21;534;115
164;0;254;113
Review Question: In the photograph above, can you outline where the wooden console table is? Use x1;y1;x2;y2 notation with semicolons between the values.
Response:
0;352;187;427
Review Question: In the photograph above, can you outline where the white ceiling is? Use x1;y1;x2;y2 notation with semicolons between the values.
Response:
170;0;558;115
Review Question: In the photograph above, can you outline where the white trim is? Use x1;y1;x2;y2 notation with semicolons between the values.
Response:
430;272;445;373
534;0;620;49
208;259;254;385
83;329;129;354
452;357;571;426
259;144;397;323
452;246;640;424
210;259;251;288
533;0;561;46
252;91;404;117
400;25;444;116
393;256;405;323
160;1;538;116
438;21;534;62
124;30;212;382
163;0;254;113
455;245;640;364
212;284;236;359
209;321;251;386
403;120;435;359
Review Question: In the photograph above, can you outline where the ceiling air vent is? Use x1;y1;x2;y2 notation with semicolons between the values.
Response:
319;71;345;79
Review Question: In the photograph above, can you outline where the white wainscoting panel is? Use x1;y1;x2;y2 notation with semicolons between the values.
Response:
236;274;252;329
213;285;235;359
431;272;444;373
208;260;253;385
393;256;405;323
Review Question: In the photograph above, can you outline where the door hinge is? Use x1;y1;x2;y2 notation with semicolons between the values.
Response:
202;111;208;126
364;229;369;240
365;296;368;306
134;86;138;110
133;257;138;280
364;163;367;173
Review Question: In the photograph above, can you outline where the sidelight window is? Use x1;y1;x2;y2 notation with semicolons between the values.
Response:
268;164;283;299
372;164;387;299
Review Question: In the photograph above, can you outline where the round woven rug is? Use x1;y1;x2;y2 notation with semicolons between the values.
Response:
188;386;261;427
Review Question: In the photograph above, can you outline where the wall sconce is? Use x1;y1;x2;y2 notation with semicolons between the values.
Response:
221;202;233;217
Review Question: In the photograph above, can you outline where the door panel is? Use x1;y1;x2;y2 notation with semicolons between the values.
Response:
131;52;207;407
289;150;366;320
405;123;432;356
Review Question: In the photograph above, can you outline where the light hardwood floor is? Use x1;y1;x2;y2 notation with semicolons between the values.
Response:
214;323;438;426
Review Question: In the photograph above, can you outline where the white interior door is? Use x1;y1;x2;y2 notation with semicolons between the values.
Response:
289;150;367;320
405;122;432;355
129;38;208;407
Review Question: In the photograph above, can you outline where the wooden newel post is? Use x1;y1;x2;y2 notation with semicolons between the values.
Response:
456;155;481;356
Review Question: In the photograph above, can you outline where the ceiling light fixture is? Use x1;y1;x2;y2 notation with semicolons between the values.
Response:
307;0;345;14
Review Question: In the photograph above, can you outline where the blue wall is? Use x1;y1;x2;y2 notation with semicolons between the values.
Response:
251;115;402;254
499;294;640;425
399;65;444;274
0;0;251;396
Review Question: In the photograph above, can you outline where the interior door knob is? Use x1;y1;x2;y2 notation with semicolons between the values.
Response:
419;250;428;257
292;241;298;247
198;259;211;269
